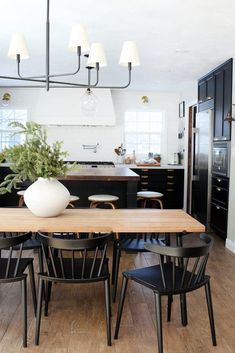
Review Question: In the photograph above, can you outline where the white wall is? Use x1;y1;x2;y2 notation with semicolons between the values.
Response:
0;88;180;163
226;67;235;253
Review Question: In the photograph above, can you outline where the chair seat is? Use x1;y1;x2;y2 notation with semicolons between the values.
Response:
88;194;119;202
0;258;33;278
120;237;165;252
39;257;109;281
137;191;163;199
124;263;208;295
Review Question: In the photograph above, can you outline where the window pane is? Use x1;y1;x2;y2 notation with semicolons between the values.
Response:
124;111;164;156
0;109;27;151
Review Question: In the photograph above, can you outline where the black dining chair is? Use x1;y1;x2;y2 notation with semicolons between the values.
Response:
35;232;112;346
114;233;216;353
0;232;37;347
112;232;166;302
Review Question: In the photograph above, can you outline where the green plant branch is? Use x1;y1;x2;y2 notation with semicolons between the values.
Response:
0;121;77;194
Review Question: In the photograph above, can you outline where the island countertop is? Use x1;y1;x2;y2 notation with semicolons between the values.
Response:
62;167;140;181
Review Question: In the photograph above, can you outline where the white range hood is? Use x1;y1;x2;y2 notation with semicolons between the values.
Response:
0;88;116;126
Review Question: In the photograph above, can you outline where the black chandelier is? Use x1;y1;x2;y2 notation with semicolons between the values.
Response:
0;0;140;91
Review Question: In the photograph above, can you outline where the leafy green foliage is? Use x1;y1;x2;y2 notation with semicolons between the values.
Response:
0;121;76;194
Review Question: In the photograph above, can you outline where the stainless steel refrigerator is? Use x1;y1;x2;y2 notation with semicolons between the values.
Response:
191;109;213;228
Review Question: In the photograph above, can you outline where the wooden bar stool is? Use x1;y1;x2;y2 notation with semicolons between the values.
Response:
17;190;79;208
137;191;163;209
88;194;119;209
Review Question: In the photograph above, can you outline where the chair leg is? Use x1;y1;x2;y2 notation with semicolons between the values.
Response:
114;276;129;339
180;293;188;326
38;247;43;273
167;295;172;322
104;278;112;346
22;277;27;348
112;247;121;302
112;239;118;285
28;262;37;317
35;278;44;346
44;281;52;316
205;281;217;346
154;293;163;353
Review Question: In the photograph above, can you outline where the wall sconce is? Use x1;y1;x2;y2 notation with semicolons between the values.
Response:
224;104;235;123
1;92;11;107
141;95;149;104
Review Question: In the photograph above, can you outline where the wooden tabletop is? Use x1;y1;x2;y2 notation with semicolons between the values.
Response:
62;167;139;181
0;208;205;233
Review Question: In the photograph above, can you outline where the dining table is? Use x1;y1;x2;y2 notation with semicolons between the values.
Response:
0;208;205;233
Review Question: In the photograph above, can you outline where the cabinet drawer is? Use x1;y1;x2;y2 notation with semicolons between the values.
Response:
212;186;228;206
212;176;229;189
211;202;228;238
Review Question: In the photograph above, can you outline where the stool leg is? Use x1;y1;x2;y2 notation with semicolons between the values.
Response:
105;202;116;209
19;195;25;207
158;199;163;209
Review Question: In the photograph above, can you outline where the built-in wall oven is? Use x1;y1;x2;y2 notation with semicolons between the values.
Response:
212;141;230;177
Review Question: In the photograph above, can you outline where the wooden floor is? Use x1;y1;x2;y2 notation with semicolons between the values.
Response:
0;234;235;353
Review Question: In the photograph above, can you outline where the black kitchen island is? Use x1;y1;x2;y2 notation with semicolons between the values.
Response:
0;165;139;208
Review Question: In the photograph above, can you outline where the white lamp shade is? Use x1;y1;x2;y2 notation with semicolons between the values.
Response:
119;41;140;67
68;24;90;53
87;43;107;67
8;33;29;60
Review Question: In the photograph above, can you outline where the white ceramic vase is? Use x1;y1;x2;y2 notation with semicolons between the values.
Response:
24;177;70;217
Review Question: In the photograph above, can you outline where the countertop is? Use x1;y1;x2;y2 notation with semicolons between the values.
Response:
62;167;140;181
115;164;185;169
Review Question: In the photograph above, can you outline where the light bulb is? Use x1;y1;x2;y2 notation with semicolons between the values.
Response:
81;88;98;116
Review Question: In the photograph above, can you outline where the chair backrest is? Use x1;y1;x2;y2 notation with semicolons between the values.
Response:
0;232;32;279
37;232;111;280
144;233;213;291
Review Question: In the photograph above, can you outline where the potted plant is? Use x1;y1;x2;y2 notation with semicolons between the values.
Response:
0;121;76;217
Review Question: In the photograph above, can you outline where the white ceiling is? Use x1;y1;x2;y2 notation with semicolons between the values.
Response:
0;0;235;92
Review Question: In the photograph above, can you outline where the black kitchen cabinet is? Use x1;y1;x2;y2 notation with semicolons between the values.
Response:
210;175;229;239
198;58;232;141
198;75;214;104
222;62;232;140
131;168;184;209
214;60;232;141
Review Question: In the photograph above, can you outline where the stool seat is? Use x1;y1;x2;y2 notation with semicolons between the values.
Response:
17;190;25;196
137;191;163;198
88;194;119;202
69;195;80;202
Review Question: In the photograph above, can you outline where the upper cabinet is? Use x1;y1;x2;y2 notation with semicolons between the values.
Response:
198;58;233;141
198;74;214;104
0;88;116;126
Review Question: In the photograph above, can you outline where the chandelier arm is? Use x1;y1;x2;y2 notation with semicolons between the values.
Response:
16;48;81;79
0;75;47;84
48;64;100;87
91;63;132;89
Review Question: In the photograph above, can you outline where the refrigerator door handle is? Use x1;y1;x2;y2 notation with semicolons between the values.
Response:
192;127;199;181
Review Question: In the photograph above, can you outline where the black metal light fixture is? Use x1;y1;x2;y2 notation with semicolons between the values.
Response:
0;0;140;91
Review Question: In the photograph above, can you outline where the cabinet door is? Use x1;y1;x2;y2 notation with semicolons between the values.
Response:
214;71;224;140
223;64;232;140
206;75;214;100
198;80;207;103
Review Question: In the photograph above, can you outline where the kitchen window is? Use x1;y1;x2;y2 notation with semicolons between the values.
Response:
0;109;27;151
124;111;165;155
